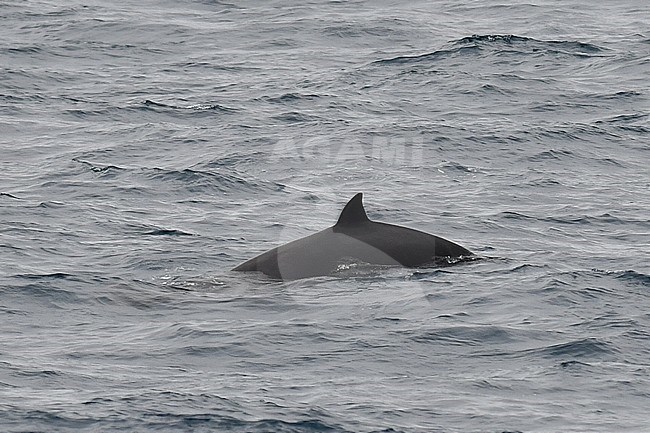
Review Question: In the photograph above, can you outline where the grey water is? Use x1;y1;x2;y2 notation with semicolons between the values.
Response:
1;0;649;432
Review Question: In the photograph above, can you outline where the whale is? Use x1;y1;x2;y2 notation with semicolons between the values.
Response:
232;193;473;280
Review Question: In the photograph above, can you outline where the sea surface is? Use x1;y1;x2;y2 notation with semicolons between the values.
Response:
1;1;649;432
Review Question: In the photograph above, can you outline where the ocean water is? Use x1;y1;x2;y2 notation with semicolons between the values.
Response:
1;0;649;432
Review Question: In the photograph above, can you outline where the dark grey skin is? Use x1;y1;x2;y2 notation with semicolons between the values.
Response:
233;193;473;280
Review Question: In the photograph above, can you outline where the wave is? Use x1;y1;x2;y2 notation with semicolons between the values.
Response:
498;211;535;221
613;270;650;287
71;158;282;195
590;90;643;100
2;278;83;308
72;158;126;177
434;160;481;174
271;111;325;123
4;389;353;433
64;98;238;120
536;337;617;359
596;112;648;125
409;325;517;346
140;228;194;237
145;167;278;194
527;148;575;161
2;46;44;55
455;34;604;53
374;44;478;65
476;337;618;361
544;213;633;226
374;34;607;65
121;223;195;237
494;210;644;227
259;92;323;104
12;272;78;281
0;192;21;200
143;99;237;113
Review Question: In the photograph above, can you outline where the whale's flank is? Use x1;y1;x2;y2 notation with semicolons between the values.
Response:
233;193;472;280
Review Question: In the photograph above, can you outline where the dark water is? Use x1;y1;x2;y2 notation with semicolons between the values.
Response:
1;1;649;432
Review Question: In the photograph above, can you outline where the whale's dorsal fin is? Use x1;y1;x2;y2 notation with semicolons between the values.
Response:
335;193;370;227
